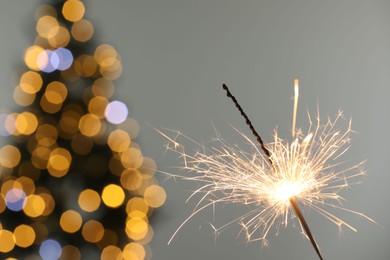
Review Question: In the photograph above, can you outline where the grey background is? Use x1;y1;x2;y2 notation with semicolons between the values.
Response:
1;1;389;259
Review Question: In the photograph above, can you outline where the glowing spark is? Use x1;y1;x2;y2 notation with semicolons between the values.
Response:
292;78;299;138
162;80;373;259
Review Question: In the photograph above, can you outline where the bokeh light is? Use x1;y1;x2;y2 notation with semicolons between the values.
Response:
82;220;104;243
55;48;73;70
60;210;82;233
105;101;128;124
1;1;165;258
39;239;62;260
5;188;26;211
101;184;125;208
0;229;15;253
14;224;36;248
71;19;94;42
0;145;21;168
19;71;43;94
38;49;60;72
62;0;85;22
78;189;101;212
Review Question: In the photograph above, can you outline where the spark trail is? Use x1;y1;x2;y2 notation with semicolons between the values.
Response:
162;80;373;259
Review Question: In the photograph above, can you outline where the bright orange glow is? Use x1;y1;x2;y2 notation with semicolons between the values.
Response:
123;242;145;260
82;220;104;243
15;112;38;135
79;114;101;137
78;189;101;212
0;230;15;252
101;184;125;208
0;145;21;168
14;225;36;248
36;15;59;38
23;194;45;217
60;210;83;233
108;129;131;152
24;45;45;70
19;71;43;94
143;185;166;208
62;0;85;22
47;148;72;177
44;81;68;104
101;246;122;260
71;19;94;42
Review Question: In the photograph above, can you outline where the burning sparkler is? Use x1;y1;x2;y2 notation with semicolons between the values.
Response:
161;80;373;259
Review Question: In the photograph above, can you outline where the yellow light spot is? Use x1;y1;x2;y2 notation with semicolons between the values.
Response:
78;189;101;212
125;218;148;241
59;109;81;135
120;147;143;169
24;45;45;70
82;220;104;243
36;15;59;38
48;26;70;48
108;129;131;153
120;169;143;191
19;71;43;94
17;177;35;195
126;197;149;218
14;225;35;248
101;245;122;260
40;95;63;114
71;19;94;42
94;44;117;64
44;81;68;104
0;230;15;253
123;242;145;260
15;112;38;135
92;78;115;98
62;0;85;22
36;124;58;147
1;179;22;195
31;146;51;169
40;192;55;216
100;61;123;80
13;86;36;106
79;114;101;137
60;245;81;260
0;145;21;168
101;184;125;208
143;185;166;208
88;96;109;118
23;194;46;217
74;55;97;77
60;210;83;233
47;148;72;177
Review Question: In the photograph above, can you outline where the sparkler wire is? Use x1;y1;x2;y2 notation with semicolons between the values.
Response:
222;83;324;260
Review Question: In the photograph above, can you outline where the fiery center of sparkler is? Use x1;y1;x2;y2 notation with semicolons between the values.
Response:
271;180;305;204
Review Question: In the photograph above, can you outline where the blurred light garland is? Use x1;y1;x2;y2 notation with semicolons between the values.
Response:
0;1;166;259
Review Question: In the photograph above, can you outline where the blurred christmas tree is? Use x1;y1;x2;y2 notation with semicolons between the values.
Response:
0;1;166;259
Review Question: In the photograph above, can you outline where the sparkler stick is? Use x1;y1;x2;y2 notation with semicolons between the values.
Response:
162;80;373;259
222;82;323;260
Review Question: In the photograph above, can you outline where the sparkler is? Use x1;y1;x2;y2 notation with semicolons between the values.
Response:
162;80;373;259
